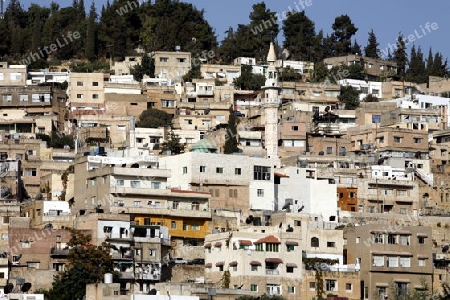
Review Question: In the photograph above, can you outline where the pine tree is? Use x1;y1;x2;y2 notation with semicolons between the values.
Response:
350;40;361;55
364;29;379;58
331;14;358;55
224;107;239;154
85;1;97;61
161;131;185;155
282;11;316;61
394;34;407;77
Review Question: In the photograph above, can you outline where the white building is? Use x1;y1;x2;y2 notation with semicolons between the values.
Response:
339;79;383;100
276;167;338;222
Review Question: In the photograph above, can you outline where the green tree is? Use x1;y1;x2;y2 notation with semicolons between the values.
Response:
248;2;279;63
338;85;360;110
46;228;115;300
161;131;185;155
406;45;427;84
130;53;155;82
394;34;408;77
282;11;316;61
278;65;302;82
36;133;75;149
312;62;329;83
350;40;361;55
331;14;358;55
85;1;98;61
364;29;380;58
233;65;266;90
224;107;239;154
136;109;172;128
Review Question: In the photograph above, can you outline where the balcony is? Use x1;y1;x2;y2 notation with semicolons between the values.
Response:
112;167;170;178
51;248;70;256
111;206;211;219
265;269;280;275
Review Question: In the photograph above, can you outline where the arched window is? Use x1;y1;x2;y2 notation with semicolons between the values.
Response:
311;237;319;247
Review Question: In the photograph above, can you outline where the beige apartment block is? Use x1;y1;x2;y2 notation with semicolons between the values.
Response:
105;92;148;118
280;81;341;104
69;72;107;119
8;223;91;293
200;64;241;84
380;107;444;132
153;51;191;81
0;85;67;132
344;224;433;300
324;55;398;78
144;85;180;116
356;102;398;127
0;62;27;85
429;76;450;95
301;269;360;300
111;56;142;76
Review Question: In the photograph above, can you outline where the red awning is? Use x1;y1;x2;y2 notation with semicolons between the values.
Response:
286;263;298;268
204;243;212;248
265;258;283;263
239;240;253;246
250;261;261;266
205;263;212;268
254;235;281;244
229;261;238;266
214;242;222;247
215;261;224;267
285;241;299;246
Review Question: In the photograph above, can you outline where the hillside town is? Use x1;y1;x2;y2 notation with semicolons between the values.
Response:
0;1;450;300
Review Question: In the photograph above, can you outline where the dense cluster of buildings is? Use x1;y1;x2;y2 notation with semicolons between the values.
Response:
0;44;449;300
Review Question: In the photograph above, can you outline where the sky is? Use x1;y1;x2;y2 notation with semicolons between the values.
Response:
17;0;450;61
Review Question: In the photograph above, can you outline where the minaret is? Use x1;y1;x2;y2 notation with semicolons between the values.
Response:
262;42;281;159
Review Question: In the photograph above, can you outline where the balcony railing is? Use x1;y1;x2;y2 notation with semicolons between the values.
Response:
51;248;70;256
265;269;280;275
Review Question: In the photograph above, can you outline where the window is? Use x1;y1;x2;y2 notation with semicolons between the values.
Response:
182;167;188;174
218;265;224;271
251;265;258;271
254;166;271;180
77;81;83;86
372;114;381;123
266;243;279;252
171;221;177;229
151;182;161;189
134;201;141;207
326;146;333;154
200;166;206;172
117;125;126;131
418;258;426;267
235;168;241;175
21;241;31;248
191;202;200;210
326;280;337;292
346;283;352;291
266;284;281;296
93;82;99;86
24;168;37;176
377;287;387;299
77;94;83;99
387;234;397;244
373;255;384;267
373;233;384;244
291;126;298;131
19;94;28;102
216;167;223;174
149;249;156;257
177;58;186;63
286;266;294;273
184;119;192;125
395;282;408;299
400;257;410;267
27;262;39;268
191;224;200;230
394;136;403;143
130;181;141;188
288;286;295;294
327;242;335;248
172;201;180;209
116;179;124;186
229;189;238;198
311;237;319;247
414;137;423;143
251;284;258;292
257;189;264;197
93;94;99;99
356;237;360;244
418;236;426;244
160;57;168;62
399;235;410;245
161;100;175;107
309;282;316;291
387;256;398;267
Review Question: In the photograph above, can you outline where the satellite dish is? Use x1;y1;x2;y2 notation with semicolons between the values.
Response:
442;245;449;253
149;288;157;295
21;282;32;292
4;283;13;294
